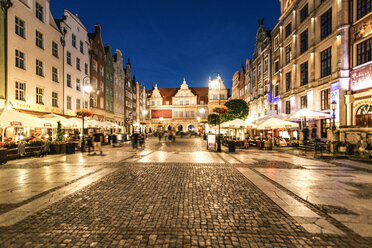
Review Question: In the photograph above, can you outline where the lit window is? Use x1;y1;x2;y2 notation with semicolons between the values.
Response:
67;96;72;110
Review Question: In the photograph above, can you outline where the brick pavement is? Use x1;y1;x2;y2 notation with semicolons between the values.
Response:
0;137;371;247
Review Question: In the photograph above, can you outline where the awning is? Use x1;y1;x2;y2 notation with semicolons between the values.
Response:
39;114;72;128
221;119;257;129
0;108;55;128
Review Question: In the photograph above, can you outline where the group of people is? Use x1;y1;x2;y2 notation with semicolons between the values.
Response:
86;129;104;155
130;133;146;149
158;131;176;142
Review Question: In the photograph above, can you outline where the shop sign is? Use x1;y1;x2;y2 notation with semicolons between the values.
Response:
331;81;340;122
44;123;52;127
207;134;216;149
351;63;372;91
12;101;50;113
10;121;22;126
351;14;372;42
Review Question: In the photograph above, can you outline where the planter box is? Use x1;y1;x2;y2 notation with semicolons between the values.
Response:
6;148;18;160
50;144;66;154
0;149;7;164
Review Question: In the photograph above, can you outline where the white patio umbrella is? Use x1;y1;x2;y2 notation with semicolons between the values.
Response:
221;119;256;128
290;109;331;121
257;117;299;130
0;109;55;128
66;118;83;129
39;114;71;128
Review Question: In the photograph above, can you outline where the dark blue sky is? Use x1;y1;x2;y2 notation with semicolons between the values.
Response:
50;0;280;90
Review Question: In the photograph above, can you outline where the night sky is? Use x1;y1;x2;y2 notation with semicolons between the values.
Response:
50;0;280;90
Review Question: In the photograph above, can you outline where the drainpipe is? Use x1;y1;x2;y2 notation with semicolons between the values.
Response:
1;0;12;107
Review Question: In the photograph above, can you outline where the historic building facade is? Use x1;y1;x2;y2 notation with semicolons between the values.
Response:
123;59;137;133
147;78;229;132
346;1;372;127
245;20;272;119
113;49;125;129
88;24;106;121
274;0;350;138
56;9;90;116
0;1;6;109
7;0;64;115
104;45;114;122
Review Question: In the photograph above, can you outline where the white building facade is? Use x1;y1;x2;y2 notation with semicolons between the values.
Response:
57;9;90;116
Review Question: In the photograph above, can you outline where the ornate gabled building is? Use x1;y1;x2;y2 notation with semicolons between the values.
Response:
88;24;106;121
147;78;229;132
245;19;272;119
113;49;125;130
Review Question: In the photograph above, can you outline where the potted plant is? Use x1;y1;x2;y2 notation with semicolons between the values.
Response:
50;121;66;154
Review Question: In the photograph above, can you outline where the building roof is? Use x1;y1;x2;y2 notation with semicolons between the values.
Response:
149;86;209;105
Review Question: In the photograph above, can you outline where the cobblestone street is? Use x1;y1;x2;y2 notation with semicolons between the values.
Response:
0;137;371;247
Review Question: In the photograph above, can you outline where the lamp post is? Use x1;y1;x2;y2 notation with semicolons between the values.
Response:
331;101;337;130
80;83;92;152
210;72;222;152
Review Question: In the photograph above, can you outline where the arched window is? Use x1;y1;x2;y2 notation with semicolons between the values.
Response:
356;104;372;126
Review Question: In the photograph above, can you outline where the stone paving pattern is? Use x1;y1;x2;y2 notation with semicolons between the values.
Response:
0;137;371;247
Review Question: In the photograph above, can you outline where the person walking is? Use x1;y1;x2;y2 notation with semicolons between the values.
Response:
87;132;93;154
131;132;139;149
158;132;162;142
93;129;103;155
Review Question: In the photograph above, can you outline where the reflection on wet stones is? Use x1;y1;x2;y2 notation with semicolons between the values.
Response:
344;182;372;199
316;204;359;215
254;159;305;169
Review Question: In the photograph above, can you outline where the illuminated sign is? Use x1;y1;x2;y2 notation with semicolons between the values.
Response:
10;121;22;126
272;96;279;104
44;123;52;127
351;63;372;91
331;81;340;122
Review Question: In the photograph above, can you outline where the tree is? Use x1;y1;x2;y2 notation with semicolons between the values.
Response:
207;114;219;125
224;99;249;121
55;121;63;141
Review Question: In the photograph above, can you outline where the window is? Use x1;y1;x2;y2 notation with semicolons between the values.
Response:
300;62;308;86
186;100;189;105
36;87;44;104
357;37;372;66
274;35;279;50
179;111;183;118
274;84;279;97
274;60;279;73
76;58;81;70
15;17;25;38
321;88;330;110
85;63;89;75
357;0;372;20
300;4;308;23
174;111;178;118
51;41;59;58
52;92;58;107
285;22;292;38
264;58;268;73
100;67;104;77
35;2;44;22
285;100;291;114
151;101;155;106
321;47;332;77
36;59;43;76
72;34;76;48
92;61;97;71
285;44;292;64
67;96;72;110
67;74;72;87
76;79;81;91
180;100;183;105
300;29;308;54
286;72;291;92
52;67;58;82
321;8;332;40
186;111;190;117
35;30;43;49
15;82;26;101
15;50;25;69
213;94;218;100
191;111;195;117
80;41;84;54
300;95;307;109
257;62;261;77
67;51;72;65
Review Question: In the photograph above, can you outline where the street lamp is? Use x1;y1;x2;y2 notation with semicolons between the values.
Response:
331;101;337;130
80;80;92;152
210;72;222;152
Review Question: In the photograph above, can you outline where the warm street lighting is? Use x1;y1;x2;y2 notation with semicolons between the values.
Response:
159;117;164;121
331;101;337;130
83;84;93;94
210;72;222;152
142;109;148;116
197;117;201;121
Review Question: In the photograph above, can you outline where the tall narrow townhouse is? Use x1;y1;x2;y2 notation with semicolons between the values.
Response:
136;82;146;123
56;9;90;116
231;70;240;99
277;0;350;138
88;24;105;121
346;0;372;127
113;49;125;130
245;20;272;119
7;0;63;115
270;24;281;115
0;0;7;109
104;45;114;122
131;76;138;127
124;59;133;133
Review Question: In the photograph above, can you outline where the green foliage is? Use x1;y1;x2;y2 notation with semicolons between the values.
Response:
55;121;63;142
207;114;219;125
224;99;249;122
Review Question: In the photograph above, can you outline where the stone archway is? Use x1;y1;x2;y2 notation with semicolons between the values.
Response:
188;124;195;132
178;125;183;131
